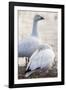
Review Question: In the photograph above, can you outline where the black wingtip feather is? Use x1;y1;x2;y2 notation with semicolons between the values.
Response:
25;68;31;74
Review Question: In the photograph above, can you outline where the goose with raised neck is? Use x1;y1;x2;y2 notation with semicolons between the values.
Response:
18;15;44;65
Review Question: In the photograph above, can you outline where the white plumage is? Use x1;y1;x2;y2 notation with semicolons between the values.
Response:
18;37;40;57
18;15;44;59
25;44;55;77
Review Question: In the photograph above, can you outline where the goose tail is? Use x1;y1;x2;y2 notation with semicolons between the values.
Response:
25;70;34;77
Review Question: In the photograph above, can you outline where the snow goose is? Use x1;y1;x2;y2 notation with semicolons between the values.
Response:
18;15;44;64
25;44;55;77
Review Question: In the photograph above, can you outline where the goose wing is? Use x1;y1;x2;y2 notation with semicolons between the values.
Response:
27;48;55;71
26;49;39;71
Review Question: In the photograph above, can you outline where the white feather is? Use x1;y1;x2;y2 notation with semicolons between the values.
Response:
18;37;40;57
25;44;55;77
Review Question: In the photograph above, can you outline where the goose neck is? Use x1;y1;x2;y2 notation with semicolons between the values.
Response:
32;20;38;37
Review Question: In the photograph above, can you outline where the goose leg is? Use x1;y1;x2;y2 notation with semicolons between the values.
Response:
28;58;29;63
25;57;29;66
25;57;28;66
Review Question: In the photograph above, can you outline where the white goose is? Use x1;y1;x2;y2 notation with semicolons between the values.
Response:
25;44;55;77
18;15;44;63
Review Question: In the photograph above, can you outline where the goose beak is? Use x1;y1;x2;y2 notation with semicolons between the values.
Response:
41;17;44;20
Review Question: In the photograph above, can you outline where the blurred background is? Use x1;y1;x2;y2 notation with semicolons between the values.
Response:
17;10;58;79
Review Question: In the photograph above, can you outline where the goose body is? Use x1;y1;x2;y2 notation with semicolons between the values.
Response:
25;44;55;77
18;36;40;57
18;15;44;58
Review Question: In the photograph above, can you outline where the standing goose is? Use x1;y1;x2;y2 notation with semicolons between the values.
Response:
18;15;44;64
25;44;55;77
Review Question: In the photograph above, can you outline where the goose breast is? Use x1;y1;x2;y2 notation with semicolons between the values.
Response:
18;36;40;57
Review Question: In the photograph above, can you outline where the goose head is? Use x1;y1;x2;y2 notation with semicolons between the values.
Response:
34;15;44;22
